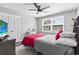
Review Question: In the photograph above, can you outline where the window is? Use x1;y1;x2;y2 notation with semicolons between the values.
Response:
42;16;64;32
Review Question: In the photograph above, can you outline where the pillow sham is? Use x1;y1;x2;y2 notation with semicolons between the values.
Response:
57;38;77;47
55;32;60;40
60;32;76;38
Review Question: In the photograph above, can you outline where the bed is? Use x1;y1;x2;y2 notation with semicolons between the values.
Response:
22;33;77;55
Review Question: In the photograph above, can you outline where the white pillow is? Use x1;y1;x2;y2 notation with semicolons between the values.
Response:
57;38;77;47
60;32;76;38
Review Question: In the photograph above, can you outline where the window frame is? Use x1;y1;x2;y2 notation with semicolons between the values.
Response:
42;16;64;32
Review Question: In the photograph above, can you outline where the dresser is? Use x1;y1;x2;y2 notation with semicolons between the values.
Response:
0;39;15;55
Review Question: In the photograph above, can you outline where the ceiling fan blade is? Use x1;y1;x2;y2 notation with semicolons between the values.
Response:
29;9;37;11
34;3;39;10
42;11;49;13
41;6;50;10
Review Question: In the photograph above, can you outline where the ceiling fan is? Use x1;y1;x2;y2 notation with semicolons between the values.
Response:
29;3;50;14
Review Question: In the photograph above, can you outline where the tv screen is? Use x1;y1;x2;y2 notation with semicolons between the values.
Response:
0;20;8;37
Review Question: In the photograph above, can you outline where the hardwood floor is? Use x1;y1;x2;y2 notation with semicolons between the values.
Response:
16;44;43;55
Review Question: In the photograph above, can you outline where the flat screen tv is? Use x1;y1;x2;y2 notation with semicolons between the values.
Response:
0;20;8;37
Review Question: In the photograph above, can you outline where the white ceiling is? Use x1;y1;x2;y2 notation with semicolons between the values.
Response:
0;3;79;18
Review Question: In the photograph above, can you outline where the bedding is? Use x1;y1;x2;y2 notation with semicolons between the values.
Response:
35;35;77;47
60;32;76;38
22;34;77;55
35;40;74;55
22;33;45;48
57;38;77;47
35;35;77;55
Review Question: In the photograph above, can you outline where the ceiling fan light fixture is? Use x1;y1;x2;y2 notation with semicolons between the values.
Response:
29;3;50;14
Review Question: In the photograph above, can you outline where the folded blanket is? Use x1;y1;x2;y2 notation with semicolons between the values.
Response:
22;33;45;48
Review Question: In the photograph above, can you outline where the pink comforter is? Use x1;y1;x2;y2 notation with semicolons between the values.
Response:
22;33;45;48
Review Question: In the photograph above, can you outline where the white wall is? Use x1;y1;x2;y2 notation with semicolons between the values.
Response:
77;7;79;17
64;10;77;32
20;14;36;42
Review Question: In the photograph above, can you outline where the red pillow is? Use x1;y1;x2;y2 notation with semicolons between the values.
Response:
55;32;60;40
55;28;63;40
